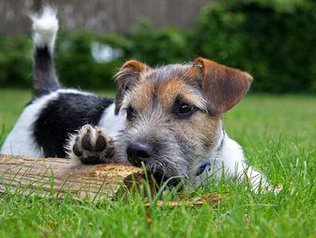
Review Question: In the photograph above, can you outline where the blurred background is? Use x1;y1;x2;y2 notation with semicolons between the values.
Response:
0;0;315;93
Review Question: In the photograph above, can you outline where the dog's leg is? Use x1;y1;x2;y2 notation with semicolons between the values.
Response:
65;124;115;164
216;136;281;193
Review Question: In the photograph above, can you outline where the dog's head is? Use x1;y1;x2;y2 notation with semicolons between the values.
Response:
114;57;253;184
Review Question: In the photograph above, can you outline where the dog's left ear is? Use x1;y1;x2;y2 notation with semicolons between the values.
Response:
114;60;150;115
193;57;253;115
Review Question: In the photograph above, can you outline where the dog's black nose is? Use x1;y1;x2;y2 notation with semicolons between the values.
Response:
126;142;153;167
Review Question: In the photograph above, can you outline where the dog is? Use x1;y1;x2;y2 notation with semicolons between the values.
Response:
1;7;275;192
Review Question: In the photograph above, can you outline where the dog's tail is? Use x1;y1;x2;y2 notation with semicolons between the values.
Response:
30;6;61;96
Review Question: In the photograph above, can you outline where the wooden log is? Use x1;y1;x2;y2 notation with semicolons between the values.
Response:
0;154;146;201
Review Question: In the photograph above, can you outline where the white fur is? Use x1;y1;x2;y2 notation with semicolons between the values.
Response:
194;134;274;192
218;136;269;189
30;6;58;50
0;89;92;157
98;104;126;140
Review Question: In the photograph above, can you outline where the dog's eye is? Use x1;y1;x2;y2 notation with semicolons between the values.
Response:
179;104;193;114
126;106;136;121
176;103;197;118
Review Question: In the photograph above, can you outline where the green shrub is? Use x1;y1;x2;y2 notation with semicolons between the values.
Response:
126;19;191;65
55;32;131;89
0;36;32;87
194;0;316;93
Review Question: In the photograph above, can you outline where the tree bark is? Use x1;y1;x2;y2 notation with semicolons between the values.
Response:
0;154;145;201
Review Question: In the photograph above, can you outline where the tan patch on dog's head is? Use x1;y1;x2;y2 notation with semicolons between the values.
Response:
123;75;207;114
121;65;222;153
114;60;151;114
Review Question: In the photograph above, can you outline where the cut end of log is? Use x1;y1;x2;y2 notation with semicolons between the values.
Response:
0;154;149;200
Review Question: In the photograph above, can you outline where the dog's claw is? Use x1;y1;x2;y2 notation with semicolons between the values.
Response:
66;125;115;164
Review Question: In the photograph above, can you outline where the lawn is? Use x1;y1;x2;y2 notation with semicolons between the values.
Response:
0;89;315;237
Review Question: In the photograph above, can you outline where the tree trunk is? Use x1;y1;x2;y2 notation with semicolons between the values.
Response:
0;154;146;201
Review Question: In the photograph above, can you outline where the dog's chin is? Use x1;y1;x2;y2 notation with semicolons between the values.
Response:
125;157;184;187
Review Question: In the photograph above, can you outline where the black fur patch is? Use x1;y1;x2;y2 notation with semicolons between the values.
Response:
33;92;113;157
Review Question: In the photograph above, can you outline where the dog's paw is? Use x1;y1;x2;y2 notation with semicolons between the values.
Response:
66;124;115;164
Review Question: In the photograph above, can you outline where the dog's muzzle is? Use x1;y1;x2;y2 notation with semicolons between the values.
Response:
126;141;183;187
126;141;154;167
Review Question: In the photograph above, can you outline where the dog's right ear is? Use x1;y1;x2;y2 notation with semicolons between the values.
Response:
114;60;150;115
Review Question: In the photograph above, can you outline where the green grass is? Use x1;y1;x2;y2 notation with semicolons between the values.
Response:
0;89;315;237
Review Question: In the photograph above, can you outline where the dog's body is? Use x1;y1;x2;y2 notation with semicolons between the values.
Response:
1;7;273;191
